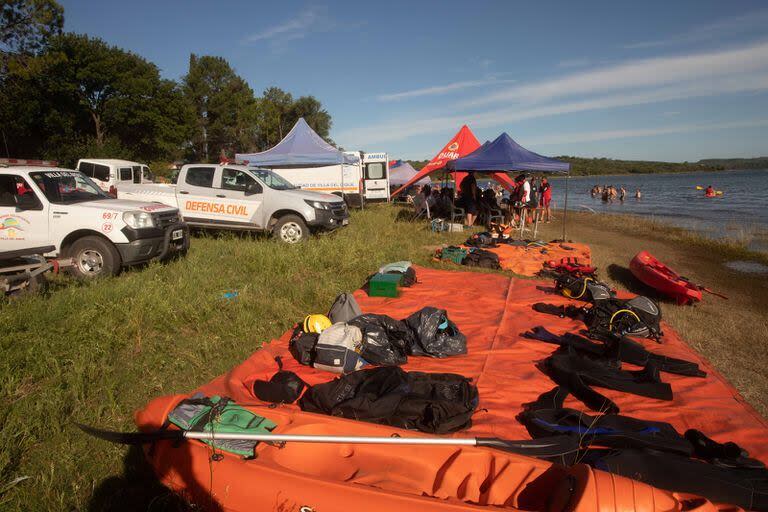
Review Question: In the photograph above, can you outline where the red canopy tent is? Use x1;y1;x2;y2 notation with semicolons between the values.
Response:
390;125;516;199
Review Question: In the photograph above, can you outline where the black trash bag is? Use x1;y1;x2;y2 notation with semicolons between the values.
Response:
404;307;467;358
349;314;412;366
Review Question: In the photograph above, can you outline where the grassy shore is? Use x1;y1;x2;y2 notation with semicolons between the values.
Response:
1;205;767;511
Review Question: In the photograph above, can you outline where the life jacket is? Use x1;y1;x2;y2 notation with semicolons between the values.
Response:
544;257;597;276
556;274;614;302
166;394;277;458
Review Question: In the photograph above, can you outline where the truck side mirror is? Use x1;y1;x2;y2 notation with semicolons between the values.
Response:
14;193;41;211
245;181;262;196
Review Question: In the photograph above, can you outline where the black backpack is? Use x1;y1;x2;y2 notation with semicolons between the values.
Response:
556;274;614;302
586;296;663;340
462;248;501;269
288;326;319;366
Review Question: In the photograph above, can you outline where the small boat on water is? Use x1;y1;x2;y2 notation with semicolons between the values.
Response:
630;251;703;305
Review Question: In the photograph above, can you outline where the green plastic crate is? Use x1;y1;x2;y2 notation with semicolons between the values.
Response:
368;272;401;297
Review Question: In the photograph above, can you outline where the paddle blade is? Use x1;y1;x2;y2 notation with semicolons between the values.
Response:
76;423;184;445
702;287;728;300
477;435;580;457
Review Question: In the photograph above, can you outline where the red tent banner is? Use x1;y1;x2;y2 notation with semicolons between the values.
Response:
390;125;516;198
390;125;480;198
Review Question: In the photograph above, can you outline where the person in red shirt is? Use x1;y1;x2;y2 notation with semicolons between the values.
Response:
540;177;553;223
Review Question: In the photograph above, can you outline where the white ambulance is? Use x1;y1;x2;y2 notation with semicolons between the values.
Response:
266;151;390;207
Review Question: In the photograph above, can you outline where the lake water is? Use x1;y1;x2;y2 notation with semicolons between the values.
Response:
521;169;767;253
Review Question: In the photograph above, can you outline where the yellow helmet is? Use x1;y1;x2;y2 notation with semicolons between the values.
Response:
303;314;332;334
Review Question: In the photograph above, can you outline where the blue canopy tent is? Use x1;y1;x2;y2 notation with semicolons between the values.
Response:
447;133;572;238
236;118;358;167
389;160;431;187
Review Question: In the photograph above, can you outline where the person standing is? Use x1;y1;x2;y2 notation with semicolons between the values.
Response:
635;188;642;199
459;174;479;226
619;186;626;202
540;177;553;223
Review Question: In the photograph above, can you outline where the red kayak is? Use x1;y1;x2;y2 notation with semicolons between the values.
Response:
630;251;703;305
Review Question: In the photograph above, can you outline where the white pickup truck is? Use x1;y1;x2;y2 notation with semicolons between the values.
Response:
0;166;189;279
118;164;349;243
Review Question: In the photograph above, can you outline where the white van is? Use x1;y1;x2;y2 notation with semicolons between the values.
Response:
76;158;154;196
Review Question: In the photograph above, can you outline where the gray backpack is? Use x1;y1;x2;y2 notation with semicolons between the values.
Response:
328;292;363;323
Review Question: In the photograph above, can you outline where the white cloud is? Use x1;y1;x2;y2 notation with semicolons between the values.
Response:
624;8;768;49
525;119;768;146
339;72;768;147
242;5;361;50
377;79;516;102
463;40;768;107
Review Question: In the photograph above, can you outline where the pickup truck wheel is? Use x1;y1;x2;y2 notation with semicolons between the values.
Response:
67;236;121;279
273;215;309;244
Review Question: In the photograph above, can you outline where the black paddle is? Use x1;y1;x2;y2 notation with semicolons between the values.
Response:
76;423;580;458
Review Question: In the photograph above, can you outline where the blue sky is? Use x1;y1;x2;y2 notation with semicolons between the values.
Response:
61;0;768;161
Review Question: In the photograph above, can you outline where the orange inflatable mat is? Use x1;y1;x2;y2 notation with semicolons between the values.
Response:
447;241;592;276
136;266;766;512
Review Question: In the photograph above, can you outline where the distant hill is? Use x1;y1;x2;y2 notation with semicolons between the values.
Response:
696;157;768;170
404;156;767;176
555;156;721;176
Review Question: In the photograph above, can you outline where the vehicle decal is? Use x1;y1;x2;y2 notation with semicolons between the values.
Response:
102;222;113;233
140;203;168;212
184;200;248;216
42;171;80;177
0;214;29;240
303;186;359;192
102;212;118;220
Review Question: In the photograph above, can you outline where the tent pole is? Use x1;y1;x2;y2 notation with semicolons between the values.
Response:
561;170;570;241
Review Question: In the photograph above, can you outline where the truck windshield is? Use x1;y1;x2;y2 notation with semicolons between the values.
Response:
30;171;110;204
250;169;296;190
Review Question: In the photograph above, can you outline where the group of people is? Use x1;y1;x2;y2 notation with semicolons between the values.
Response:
410;173;555;227
458;173;553;227
590;184;641;202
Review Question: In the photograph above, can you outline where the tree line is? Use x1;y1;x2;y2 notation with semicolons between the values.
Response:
407;156;751;177
0;0;333;173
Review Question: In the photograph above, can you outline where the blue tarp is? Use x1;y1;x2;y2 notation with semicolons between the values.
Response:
446;133;570;173
236;118;358;167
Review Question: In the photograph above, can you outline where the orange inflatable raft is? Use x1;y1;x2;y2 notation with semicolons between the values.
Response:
136;395;739;512
135;266;766;511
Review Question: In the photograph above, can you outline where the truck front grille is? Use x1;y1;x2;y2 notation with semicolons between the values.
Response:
330;203;347;217
154;211;180;228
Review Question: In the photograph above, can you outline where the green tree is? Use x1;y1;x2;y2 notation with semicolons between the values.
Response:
254;87;333;151
0;0;63;55
183;54;256;162
0;32;191;164
256;86;293;150
291;95;332;141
